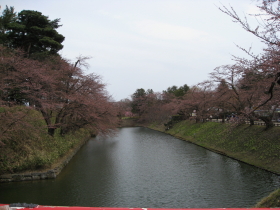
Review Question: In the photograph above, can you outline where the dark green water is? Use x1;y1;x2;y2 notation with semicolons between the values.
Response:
0;127;279;208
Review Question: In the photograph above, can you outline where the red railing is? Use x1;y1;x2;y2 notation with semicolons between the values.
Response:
0;204;279;210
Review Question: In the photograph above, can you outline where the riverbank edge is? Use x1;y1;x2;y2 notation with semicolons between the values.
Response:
119;119;280;207
147;122;280;175
143;120;280;208
119;119;280;174
0;137;89;183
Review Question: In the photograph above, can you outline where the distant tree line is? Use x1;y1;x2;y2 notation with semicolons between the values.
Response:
116;1;280;130
116;84;190;123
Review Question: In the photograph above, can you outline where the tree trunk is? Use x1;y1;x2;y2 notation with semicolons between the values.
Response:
27;43;31;58
40;110;56;136
249;118;255;126
259;116;274;130
48;127;56;136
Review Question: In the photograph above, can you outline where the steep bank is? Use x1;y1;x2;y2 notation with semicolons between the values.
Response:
0;106;91;180
149;120;280;175
0;135;89;182
147;120;280;207
120;118;280;174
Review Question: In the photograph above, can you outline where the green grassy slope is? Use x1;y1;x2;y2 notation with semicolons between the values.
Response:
0;106;90;174
148;120;280;208
150;120;280;174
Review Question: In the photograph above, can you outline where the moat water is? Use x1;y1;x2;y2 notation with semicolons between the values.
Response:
0;127;279;208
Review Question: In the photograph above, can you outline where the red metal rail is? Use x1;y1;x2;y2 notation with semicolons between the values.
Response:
0;204;279;210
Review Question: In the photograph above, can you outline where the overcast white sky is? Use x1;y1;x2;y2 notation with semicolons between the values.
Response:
1;0;267;101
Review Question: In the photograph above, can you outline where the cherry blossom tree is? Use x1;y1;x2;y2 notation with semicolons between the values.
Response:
176;83;216;123
0;46;118;136
215;1;280;128
115;98;133;118
138;92;176;123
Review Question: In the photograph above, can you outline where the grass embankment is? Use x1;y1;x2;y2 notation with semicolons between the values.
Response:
149;120;280;174
0;106;91;175
255;188;280;207
148;120;280;207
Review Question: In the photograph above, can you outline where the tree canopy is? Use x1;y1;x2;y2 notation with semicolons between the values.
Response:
0;7;118;138
0;6;65;59
0;6;17;45
0;46;118;137
164;84;190;97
